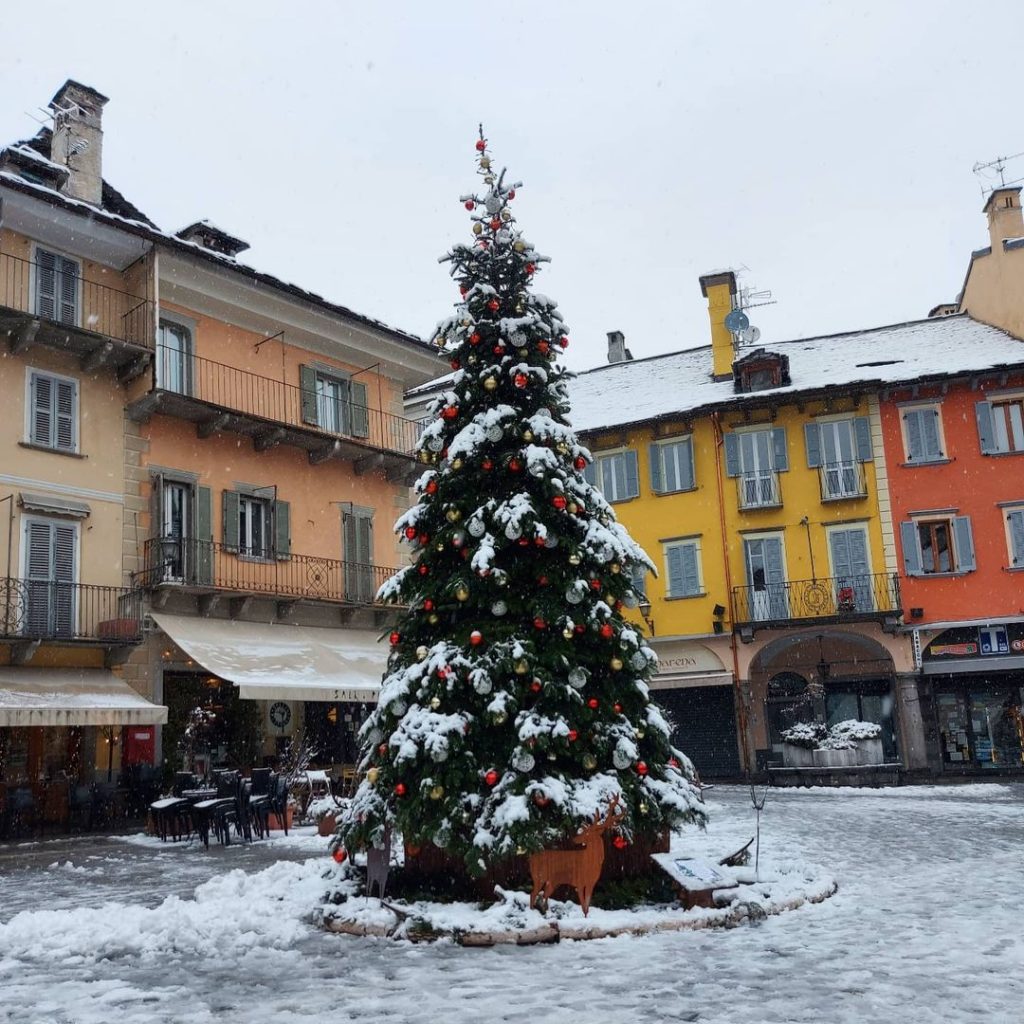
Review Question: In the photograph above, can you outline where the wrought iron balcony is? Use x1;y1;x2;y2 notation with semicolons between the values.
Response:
737;470;782;510
136;537;398;608
128;346;423;478
818;459;868;502
732;572;902;632
0;578;142;645
0;251;154;374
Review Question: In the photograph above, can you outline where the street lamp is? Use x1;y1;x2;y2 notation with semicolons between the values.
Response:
638;596;655;636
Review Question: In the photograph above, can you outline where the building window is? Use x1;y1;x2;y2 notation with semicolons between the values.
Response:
649;438;695;494
664;540;702;598
1006;508;1024;568
724;428;787;509
805;417;872;500
300;365;370;438
592;449;639;503
27;370;77;452
901;405;944;463
23;517;77;637
157;319;194;395
238;495;272;559
977;398;1024;455
900;516;975;575
343;506;375;602
316;373;350;433
34;248;79;326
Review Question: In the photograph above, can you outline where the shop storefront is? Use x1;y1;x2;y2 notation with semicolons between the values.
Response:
648;640;740;779
922;623;1024;772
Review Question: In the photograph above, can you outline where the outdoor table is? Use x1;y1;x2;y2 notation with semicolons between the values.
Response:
181;788;218;802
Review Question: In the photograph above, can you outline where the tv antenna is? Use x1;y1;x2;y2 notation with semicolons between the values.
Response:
725;276;775;348
972;151;1024;196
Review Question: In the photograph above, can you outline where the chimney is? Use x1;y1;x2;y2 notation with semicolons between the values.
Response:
699;270;738;380
984;186;1024;253
606;330;633;364
49;80;108;206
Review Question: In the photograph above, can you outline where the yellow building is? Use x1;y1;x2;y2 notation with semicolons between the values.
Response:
573;271;921;777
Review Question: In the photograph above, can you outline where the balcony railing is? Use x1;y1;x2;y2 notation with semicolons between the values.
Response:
0;578;142;643
0;251;154;349
151;345;421;457
136;537;398;605
737;470;782;510
732;572;901;628
818;459;868;502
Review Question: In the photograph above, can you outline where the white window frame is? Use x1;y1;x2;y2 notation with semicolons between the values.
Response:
903;512;975;576
663;537;704;599
19;514;81;582
1003;504;1024;569
156;313;196;395
31;243;81;327
989;395;1024;454
595;447;639;503
653;436;695;494
238;494;273;560
24;366;80;453
315;369;351;434
900;402;946;464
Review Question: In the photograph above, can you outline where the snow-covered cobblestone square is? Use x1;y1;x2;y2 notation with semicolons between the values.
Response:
0;783;1021;1023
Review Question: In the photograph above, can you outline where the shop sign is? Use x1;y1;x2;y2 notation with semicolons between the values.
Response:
652;641;725;677
924;623;1024;662
980;626;1009;655
929;642;978;657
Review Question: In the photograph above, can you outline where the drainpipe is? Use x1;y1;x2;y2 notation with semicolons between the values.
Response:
712;412;752;773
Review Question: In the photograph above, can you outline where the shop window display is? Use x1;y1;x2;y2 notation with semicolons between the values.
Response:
936;686;1023;769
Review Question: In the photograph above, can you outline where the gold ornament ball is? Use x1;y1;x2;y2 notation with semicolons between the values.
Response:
430;696;442;710
556;442;570;455
522;429;534;442
638;801;649;815
610;563;621;575
472;222;483;235
428;613;440;625
610;657;624;671
501;209;512;221
455;586;470;602
451;457;464;470
568;553;581;565
582;753;598;771
514;659;529;675
567;502;578;514
429;784;445;800
513;240;526;252
418;450;431;464
492;710;508;725
435;542;445;552
605;593;616;605
416;645;429;661
446;508;462;523
480;157;491;169
484;174;495;184
635;728;646;740
516;348;528;359
515;845;527;856
562;628;574;640
483;377;498;391
366;767;380;784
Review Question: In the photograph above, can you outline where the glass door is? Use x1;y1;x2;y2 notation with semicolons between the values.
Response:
157;321;193;395
829;526;873;612
161;482;191;581
744;536;788;621
819;420;859;498
24;519;76;637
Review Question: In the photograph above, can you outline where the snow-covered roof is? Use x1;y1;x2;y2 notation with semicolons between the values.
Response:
569;314;1024;433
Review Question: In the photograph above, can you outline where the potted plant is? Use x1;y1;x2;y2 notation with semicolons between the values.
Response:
780;722;826;767
828;720;884;765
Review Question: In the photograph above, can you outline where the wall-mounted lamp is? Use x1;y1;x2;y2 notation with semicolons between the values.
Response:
712;603;726;634
638;596;655;636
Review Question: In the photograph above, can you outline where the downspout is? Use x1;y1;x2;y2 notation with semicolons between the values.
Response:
712;411;751;773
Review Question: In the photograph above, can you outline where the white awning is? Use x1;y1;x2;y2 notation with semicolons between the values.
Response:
0;668;168;727
152;613;386;702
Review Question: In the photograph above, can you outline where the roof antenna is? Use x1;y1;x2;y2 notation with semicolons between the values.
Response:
972;151;1024;198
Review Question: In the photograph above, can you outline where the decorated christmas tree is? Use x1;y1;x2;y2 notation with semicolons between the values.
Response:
337;131;706;882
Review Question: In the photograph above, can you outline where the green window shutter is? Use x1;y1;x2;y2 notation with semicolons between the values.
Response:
299;365;319;426
853;417;873;462
723;433;740;477
35;248;58;320
274;500;291;560
900;521;922;576
222;490;240;552
804;423;822;468
195;485;213;585
771;427;788;471
953;516;975;571
357;513;374;564
976;401;996;454
349;380;370;438
648;443;663;494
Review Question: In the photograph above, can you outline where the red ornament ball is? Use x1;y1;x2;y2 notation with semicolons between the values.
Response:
538;575;549;586
470;630;484;646
533;792;550;807
485;769;499;787
526;263;536;275
534;617;546;630
612;835;628;851
469;332;481;345
529;680;542;693
442;405;458;421
559;336;569;349
534;535;546;547
481;458;494;471
459;285;468;297
508;189;515;199
567;729;579;742
378;743;387;755
509;458;523;472
418;564;429;576
332;847;348;863
574;624;586;634
587;698;599;710
423;599;434;612
574;456;587;471
493;344;506;356
668;757;680;770
475;139;486;152
552;495;567;510
487;299;500;312
537;340;550;355
517;538;530;547
513;372;528;389
389;631;401;646
636;762;649;776
426;480;438;495
418;533;429;545
590;579;602;591
599;623;614;639
489;218;501;231
613;702;623;714
465;200;475;210
404;526;417;540
395;782;407;796
450;359;460;370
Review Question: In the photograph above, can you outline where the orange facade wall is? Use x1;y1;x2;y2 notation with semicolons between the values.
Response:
881;373;1024;625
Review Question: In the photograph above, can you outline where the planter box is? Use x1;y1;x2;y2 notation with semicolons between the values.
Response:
268;807;294;831
317;812;337;837
813;747;858;768
781;744;817;768
855;737;884;766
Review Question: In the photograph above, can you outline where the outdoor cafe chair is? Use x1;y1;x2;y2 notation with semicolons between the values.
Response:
247;768;272;840
268;773;290;836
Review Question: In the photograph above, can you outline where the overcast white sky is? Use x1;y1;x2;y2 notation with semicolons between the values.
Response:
2;1;1021;371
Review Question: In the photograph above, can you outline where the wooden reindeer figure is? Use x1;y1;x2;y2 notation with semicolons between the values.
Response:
529;796;624;916
366;823;392;899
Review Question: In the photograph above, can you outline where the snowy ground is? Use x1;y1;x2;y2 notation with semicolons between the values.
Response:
0;783;1022;1023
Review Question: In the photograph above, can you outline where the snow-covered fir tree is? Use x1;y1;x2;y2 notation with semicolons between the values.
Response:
337;132;706;877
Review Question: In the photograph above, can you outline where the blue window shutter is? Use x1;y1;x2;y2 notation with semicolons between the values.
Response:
771;427;788;471
582;460;597;487
900;521;922;575
904;410;923;460
976;401;995;454
854;417;873;461
804;423;822;468
624;449;639;498
724;433;740;477
1008;511;1024;566
680;439;695;491
648;443;663;494
953;516;975;571
666;546;686;597
923;409;942;459
680;544;700;596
